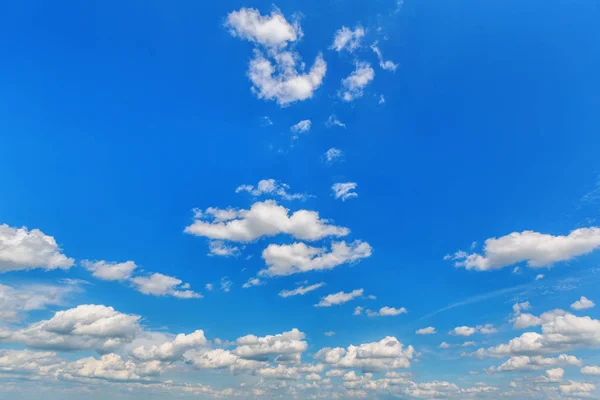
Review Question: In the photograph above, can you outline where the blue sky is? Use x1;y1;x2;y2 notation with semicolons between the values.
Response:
1;0;600;398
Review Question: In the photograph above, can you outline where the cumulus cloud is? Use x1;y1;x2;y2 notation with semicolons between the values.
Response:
316;336;415;372
330;26;365;52
6;304;141;353
487;354;582;373
225;8;301;48
559;381;596;397
82;260;137;281
185;348;265;372
452;325;496;337
571;296;595;310
290;119;311;135
234;328;307;361
258;364;300;380
315;289;364;307
0;349;62;376
248;51;327;106
0;282;80;322
261;240;372;276
332;182;358;201
473;309;600;357
353;306;364;316
339;62;375;101
416;327;437;335
208;240;240;257
324;148;343;163
371;41;398;71
581;365;600;375
130;273;201;299
447;227;600;271
279;282;325;298
60;353;164;382
366;307;407;317
235;179;309;201
0;223;74;273
132;330;207;362
185;200;349;243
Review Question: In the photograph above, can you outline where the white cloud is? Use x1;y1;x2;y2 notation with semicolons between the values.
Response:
353;306;364;316
452;324;496;337
242;277;265;289
236;179;308;201
439;342;450;349
0;223;74;273
452;326;476;337
7;304;141;353
225;8;301;48
513;301;532;314
366;307;407;317
248;51;327;106
258;364;300;380
416;327;437;335
378;94;385;104
132;330;207;362
261;240;372;276
571;296;595;310
61;353;164;381
332;182;358;201
205;283;214;291
330;26;365;52
324;331;336;337
185;200;349;243
315;289;364;307
448;227;600;271
234;328;307;361
535;273;545;280
326;115;346;129
560;381;596;397
131;273;201;299
0;349;62;376
279;282;325;298
208;240;240;257
0;282;79;322
324;148;343;163
339;62;375;101
371;41;398;71
475;309;600;357
291;119;311;135
185;348;265;372
512;313;542;330
305;372;322;381
487;354;582;373
316;336;415;372
543;367;564;382
581;365;600;375
220;277;233;293
82;260;137;281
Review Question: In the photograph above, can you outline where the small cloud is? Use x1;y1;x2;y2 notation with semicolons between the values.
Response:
324;148;343;164
242;277;265;289
205;283;214;291
535;274;545;281
220;277;233;293
290;119;312;140
366;306;407;317
378;95;385;104
332;182;358;201
326;115;346;129
261;116;273;126
416;327;437;335
571;296;595;310
330;26;365;53
324;331;336;337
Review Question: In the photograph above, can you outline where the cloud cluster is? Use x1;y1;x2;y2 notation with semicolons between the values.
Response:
0;223;74;273
339;62;375;101
330;26;365;52
132;330;207;362
447;227;600;271
487;354;582;373
186;200;349;243
261;240;372;276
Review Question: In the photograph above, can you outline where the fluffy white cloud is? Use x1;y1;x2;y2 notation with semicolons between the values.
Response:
225;8;301;48
332;182;358;201
581;365;600;375
130;273;201;299
248;51;327;106
132;330;207;362
61;353;164;381
234;328;307;361
371;41;398;71
475;309;600;357
366;307;407;317
448;227;600;271
326;115;346;129
261;240;371;276
279;282;325;298
324;148;343;163
559;381;596;397
316;289;364;307
258;364;300;380
208;240;240;257
416;327;436;335
185;348;265;372
339;62;375;101
353;306;364;316
82;260;137;281
452;324;496;337
487;354;582;372
571;296;595;310
452;326;476;337
0;282;79;322
0;223;74;273
330;26;365;52
316;336;415;372
291;119;311;134
512;313;542;330
236;179;308;201
185;200;349;243
0;349;62;376
242;277;265;288
7;304;141;352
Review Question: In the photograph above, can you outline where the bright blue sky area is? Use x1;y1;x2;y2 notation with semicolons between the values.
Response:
1;0;600;399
